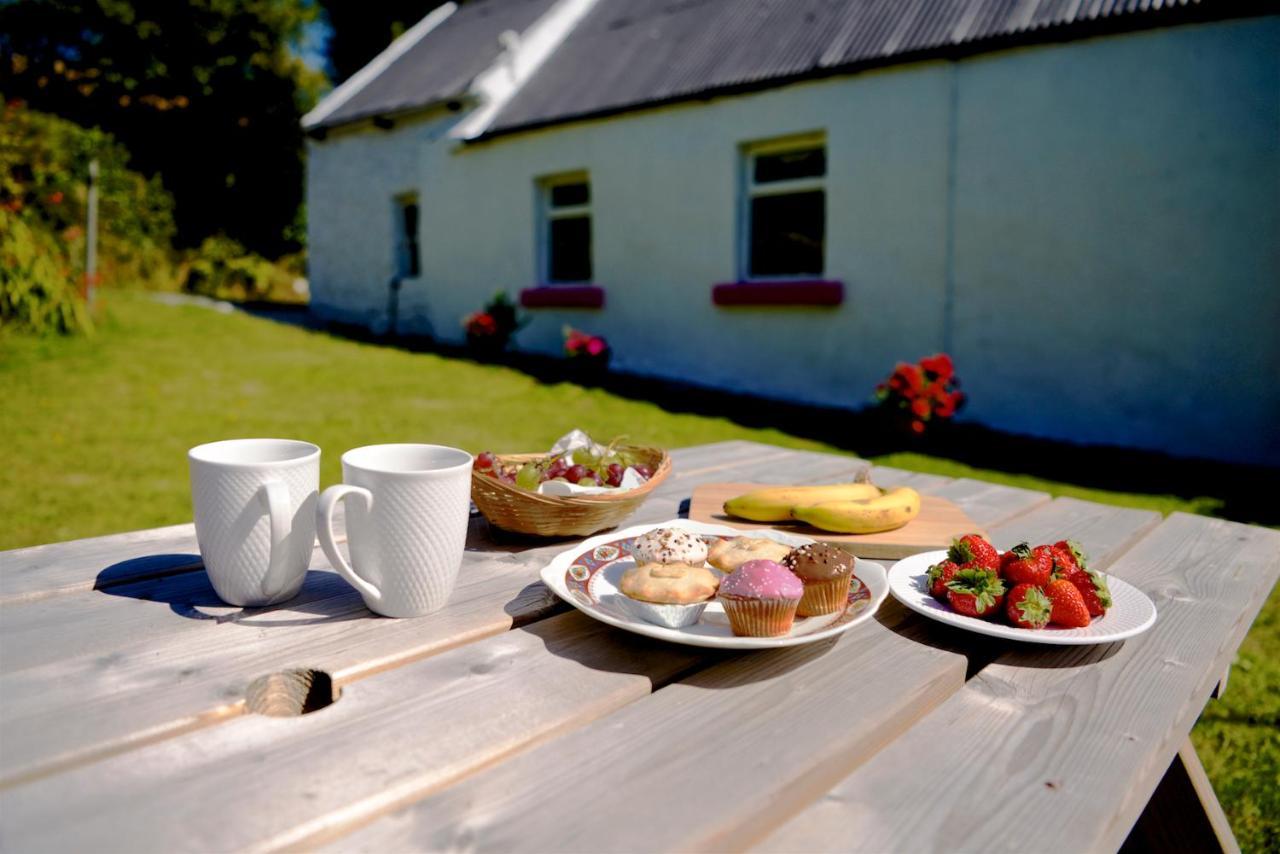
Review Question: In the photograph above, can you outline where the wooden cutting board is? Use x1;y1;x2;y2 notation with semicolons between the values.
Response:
688;483;986;560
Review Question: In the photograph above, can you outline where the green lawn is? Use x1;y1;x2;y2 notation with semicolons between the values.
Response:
2;291;1275;850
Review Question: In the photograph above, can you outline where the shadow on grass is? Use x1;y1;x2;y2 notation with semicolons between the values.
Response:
244;305;1280;527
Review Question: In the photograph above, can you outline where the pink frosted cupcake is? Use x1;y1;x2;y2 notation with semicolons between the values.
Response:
718;559;804;637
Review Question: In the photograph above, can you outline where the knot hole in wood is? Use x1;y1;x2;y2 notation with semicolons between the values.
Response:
245;668;338;717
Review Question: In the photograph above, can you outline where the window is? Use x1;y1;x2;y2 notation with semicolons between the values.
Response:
539;173;592;283
394;193;420;278
740;138;825;279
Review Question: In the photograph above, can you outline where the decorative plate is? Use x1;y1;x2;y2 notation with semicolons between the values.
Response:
539;519;889;649
888;550;1157;645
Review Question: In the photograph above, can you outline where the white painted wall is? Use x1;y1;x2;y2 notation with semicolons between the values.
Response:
308;16;1280;465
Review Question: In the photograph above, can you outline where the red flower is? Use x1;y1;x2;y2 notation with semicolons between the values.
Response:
466;311;499;336
920;353;953;381
47;191;64;205
897;364;924;393
874;353;962;435
586;337;605;356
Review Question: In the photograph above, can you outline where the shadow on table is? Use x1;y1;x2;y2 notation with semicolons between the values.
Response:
516;602;842;690
873;599;1122;678
94;556;373;626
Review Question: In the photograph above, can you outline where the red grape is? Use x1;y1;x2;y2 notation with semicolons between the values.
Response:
565;464;588;482
605;463;624;487
634;464;653;479
474;451;496;471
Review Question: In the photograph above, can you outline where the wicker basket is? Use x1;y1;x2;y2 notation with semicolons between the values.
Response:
471;445;671;537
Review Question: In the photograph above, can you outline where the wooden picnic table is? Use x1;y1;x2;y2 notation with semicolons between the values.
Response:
0;440;1274;852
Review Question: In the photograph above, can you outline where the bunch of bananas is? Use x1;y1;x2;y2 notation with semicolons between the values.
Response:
723;482;921;534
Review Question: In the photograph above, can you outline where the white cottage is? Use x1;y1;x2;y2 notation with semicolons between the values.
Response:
303;0;1280;466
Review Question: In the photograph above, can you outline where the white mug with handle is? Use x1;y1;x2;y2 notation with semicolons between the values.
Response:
189;438;320;607
316;444;472;618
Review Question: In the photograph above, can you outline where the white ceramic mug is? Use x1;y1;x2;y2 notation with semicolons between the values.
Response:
316;444;472;618
189;438;320;607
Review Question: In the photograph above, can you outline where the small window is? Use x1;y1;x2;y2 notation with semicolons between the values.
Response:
539;174;592;283
741;139;825;279
395;193;420;278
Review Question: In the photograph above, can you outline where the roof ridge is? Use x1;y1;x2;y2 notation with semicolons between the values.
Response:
449;0;605;140
302;3;458;130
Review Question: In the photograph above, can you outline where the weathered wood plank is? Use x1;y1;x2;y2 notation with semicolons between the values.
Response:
0;523;200;605
320;495;1155;852
755;513;1280;853
0;612;712;853
929;477;1051;527
325;603;964;853
0;445;866;785
984;495;1159;558
868;465;953;492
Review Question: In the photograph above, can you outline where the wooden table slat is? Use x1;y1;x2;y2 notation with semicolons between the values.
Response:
319;494;1156;852
755;512;1280;852
0;612;712;853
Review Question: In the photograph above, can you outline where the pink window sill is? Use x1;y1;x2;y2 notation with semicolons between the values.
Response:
711;280;844;307
519;286;606;309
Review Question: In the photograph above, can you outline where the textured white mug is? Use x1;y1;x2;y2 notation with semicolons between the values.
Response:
189;438;319;607
316;444;472;618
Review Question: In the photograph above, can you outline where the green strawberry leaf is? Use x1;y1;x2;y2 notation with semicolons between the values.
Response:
1087;570;1113;608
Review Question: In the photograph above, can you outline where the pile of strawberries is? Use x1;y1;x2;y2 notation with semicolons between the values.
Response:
926;534;1112;629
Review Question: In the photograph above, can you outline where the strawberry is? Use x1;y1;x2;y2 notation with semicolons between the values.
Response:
1044;578;1091;628
1001;542;1052;585
945;568;1006;619
1006;583;1052;629
1050;539;1089;577
948;534;1000;572
1070;569;1113;617
926;559;960;600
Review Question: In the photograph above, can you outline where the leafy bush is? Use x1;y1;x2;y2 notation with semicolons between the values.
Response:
874;353;965;435
0;99;178;291
181;235;296;302
463;292;525;352
0;209;91;335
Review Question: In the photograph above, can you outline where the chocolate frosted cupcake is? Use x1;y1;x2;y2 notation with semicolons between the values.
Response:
717;559;803;637
782;543;855;616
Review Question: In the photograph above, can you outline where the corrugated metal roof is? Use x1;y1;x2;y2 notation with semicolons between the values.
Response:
318;0;562;129
484;0;1267;135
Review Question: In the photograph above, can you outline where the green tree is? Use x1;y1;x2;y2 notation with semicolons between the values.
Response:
0;0;322;257
317;0;448;84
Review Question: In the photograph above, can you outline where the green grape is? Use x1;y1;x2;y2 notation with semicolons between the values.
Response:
577;477;597;486
515;463;541;491
614;448;642;468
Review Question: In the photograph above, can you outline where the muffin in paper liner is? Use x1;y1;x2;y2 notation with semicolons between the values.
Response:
616;595;710;629
797;574;853;617
718;594;799;637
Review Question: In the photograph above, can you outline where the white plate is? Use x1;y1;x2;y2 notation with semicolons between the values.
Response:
540;519;889;649
888;550;1157;645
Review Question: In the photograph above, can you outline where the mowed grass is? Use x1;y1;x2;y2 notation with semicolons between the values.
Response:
1;291;1275;850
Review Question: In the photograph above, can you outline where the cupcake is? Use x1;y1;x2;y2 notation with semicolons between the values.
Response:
717;559;803;637
706;536;793;573
782;543;856;617
629;528;709;566
617;561;720;628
